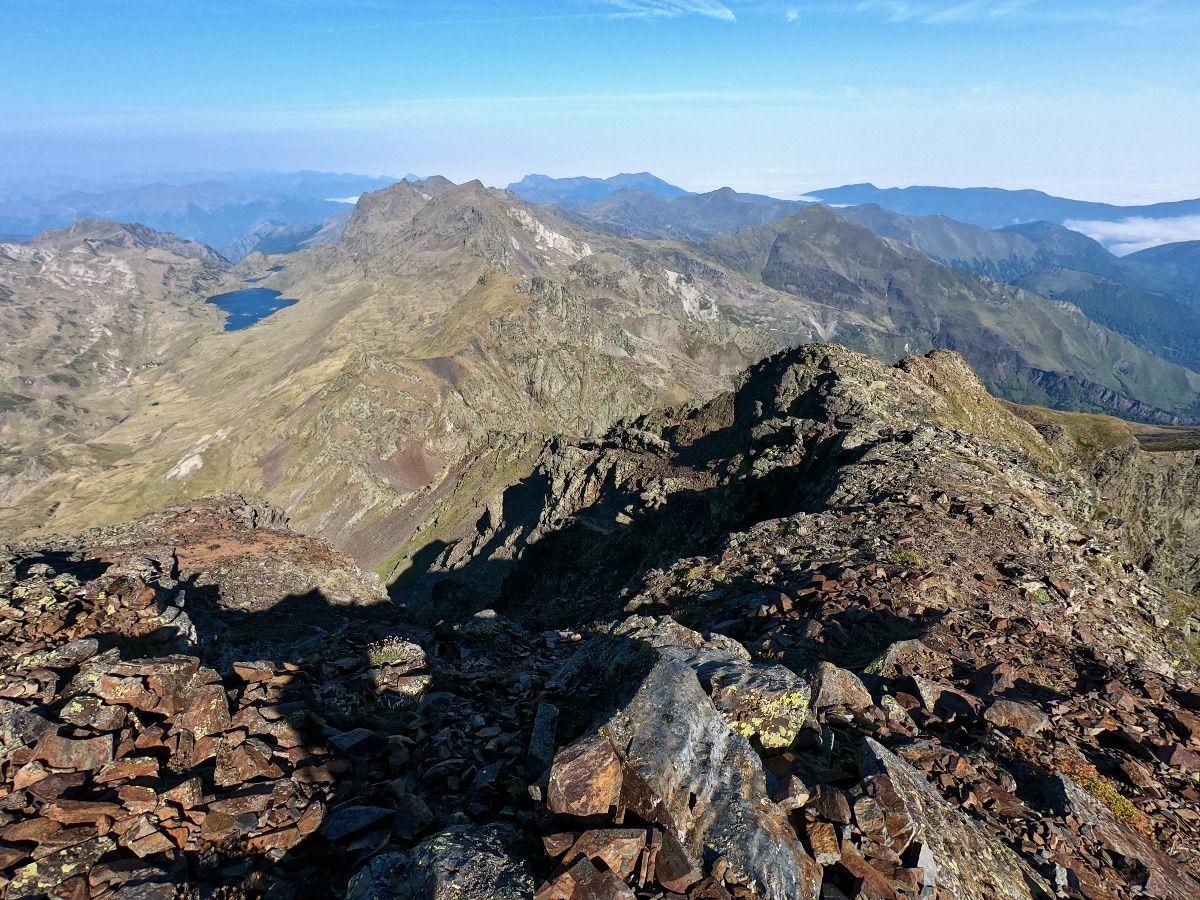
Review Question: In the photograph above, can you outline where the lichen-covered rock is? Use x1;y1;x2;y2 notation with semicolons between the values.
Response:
600;656;822;899
661;645;811;749
7;835;115;898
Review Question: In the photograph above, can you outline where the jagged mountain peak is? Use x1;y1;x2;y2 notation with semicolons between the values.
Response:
396;180;600;271
337;177;461;255
30;217;230;266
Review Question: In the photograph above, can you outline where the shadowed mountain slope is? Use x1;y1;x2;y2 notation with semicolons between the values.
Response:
835;205;1200;372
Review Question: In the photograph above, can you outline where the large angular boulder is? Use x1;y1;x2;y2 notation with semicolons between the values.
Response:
345;824;536;900
858;738;1052;900
551;656;822;899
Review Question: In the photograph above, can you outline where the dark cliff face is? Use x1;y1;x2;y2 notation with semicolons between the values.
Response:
1097;446;1200;597
2;348;1198;900
1023;412;1200;606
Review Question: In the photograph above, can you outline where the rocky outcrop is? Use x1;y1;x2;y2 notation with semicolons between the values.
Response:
453;345;1200;898
0;498;554;898
0;345;1198;899
16;494;383;617
545;638;822;898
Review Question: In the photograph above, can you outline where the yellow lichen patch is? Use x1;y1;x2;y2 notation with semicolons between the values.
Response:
723;687;809;751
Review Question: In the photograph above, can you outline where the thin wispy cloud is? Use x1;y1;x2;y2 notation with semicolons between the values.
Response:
1066;215;1200;256
4;87;843;132
841;0;1193;26
597;1;737;21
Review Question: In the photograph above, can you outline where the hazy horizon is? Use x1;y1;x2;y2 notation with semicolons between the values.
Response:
2;1;1198;206
8;166;1200;208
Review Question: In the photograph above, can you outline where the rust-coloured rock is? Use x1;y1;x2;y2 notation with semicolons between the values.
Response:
563;828;646;881
546;732;623;819
96;756;160;784
35;730;113;772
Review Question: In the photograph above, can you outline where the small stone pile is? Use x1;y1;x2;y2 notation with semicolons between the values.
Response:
0;545;571;898
0;556;335;897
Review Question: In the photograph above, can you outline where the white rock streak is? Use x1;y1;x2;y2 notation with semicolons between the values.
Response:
507;208;592;261
166;429;230;480
664;269;719;321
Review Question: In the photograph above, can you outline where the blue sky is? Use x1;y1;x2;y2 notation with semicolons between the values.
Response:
2;0;1198;201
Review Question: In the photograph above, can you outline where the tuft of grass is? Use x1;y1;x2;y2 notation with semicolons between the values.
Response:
1055;757;1153;836
367;636;420;668
1078;775;1152;834
892;549;926;568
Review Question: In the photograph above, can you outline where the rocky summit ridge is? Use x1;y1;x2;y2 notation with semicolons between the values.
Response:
1;345;1198;899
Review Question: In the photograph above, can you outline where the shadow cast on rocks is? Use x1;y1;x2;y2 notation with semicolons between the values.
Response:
0;543;563;900
397;428;874;634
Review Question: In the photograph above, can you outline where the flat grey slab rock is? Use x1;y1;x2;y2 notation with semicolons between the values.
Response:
346;824;536;900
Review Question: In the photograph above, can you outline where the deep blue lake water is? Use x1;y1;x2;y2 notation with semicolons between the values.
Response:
208;288;298;331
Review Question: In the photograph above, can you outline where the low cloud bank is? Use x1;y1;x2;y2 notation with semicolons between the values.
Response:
1064;215;1200;256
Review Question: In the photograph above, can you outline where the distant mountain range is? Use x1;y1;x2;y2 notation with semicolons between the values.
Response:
808;183;1200;230
506;172;690;208
506;173;1200;375
0;169;402;204
512;173;1200;255
507;172;809;240
833;204;1200;372
560;186;806;241
0;171;400;255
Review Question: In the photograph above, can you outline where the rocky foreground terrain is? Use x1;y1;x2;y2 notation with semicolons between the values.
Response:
2;345;1199;899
